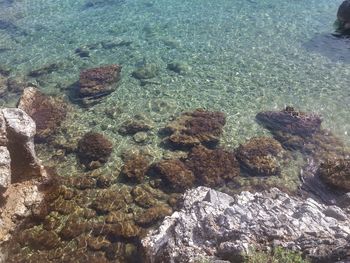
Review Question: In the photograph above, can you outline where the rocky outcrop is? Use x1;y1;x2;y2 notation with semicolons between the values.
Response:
17;87;67;142
163;109;226;148
0;108;42;186
142;187;350;263
78;64;121;105
0;108;45;247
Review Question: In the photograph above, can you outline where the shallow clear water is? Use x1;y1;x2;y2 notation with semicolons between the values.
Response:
0;0;349;260
1;0;349;140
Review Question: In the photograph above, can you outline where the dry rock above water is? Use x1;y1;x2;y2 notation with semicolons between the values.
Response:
142;187;350;263
0;108;45;246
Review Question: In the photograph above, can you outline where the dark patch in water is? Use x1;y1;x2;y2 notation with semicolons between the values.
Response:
303;33;350;64
82;0;126;10
0;19;28;37
0;0;14;8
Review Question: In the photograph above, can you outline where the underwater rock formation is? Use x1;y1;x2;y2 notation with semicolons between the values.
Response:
336;0;350;35
236;137;286;176
121;153;151;182
77;132;113;170
78;64;121;104
256;106;321;137
163;109;226;148
142;187;350;263
256;106;349;204
185;145;240;187
118;116;153;135
153;159;195;192
132;63;159;80
318;157;350;191
17;87;67;141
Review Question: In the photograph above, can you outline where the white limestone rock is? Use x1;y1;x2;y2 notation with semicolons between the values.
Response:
142;187;350;263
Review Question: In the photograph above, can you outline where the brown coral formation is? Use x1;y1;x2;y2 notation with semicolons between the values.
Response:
236;137;286;176
118;116;153;135
121;154;151;182
77;132;113;170
153;159;195;192
318;157;350;191
164;109;226;148
17;87;67;141
185;145;240;187
78;64;122;103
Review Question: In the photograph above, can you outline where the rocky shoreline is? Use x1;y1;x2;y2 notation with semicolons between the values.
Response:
0;1;349;262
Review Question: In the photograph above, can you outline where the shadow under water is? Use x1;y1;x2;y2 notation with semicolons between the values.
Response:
303;33;350;64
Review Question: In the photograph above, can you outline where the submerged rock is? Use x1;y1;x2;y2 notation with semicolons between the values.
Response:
336;0;350;34
236;137;286;176
164;109;226;148
185;145;240;187
121;154;151;183
118;116;153;135
256;106;322;137
77;132;113;170
17;87;67;141
142;187;350;263
28;63;61;78
132;63;159;80
153;159;195;192
318;157;350;191
78;64;122;104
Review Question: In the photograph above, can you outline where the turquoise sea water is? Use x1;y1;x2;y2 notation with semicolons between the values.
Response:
0;0;349;261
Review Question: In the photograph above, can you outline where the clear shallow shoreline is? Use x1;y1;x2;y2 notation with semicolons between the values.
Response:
0;0;350;261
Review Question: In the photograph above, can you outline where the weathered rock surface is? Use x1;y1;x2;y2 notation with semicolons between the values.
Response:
142;187;350;263
0;108;42;183
164;109;226;148
0;108;45;248
17;87;67;141
78;64;121;104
